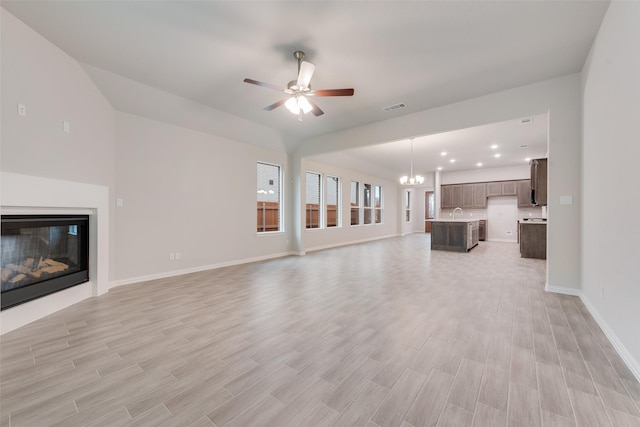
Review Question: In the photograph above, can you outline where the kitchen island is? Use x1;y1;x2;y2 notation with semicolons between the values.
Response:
429;219;480;252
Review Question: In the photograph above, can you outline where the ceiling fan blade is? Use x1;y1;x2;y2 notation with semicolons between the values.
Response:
244;78;285;92
309;88;355;97
296;61;315;88
306;98;324;117
263;99;288;111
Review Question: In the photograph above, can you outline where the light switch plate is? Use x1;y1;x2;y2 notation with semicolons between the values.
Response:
560;196;573;205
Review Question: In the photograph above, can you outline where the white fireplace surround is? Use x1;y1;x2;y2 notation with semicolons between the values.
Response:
1;172;110;334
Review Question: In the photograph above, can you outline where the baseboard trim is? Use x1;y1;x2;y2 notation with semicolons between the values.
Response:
579;294;640;383
305;234;398;253
545;283;581;296
111;251;294;288
545;284;640;383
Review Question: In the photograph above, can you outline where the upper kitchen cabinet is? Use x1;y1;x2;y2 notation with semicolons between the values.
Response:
530;158;548;206
452;185;464;208
486;180;518;197
517;180;532;208
443;183;487;209
441;185;453;208
486;182;502;197
472;183;487;208
501;181;517;196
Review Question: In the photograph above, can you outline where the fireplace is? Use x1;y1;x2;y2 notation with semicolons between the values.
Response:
1;215;89;310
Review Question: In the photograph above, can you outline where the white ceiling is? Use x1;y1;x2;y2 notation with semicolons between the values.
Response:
310;113;549;180
2;1;608;176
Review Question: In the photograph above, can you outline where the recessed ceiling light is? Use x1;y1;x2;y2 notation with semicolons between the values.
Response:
494;153;501;158
491;144;498;150
525;157;531;162
477;162;483;167
437;167;442;171
440;151;447;156
449;159;456;163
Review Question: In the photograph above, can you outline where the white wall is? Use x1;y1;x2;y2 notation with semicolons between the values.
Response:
582;1;640;378
1;11;115;189
301;158;400;251
442;164;530;185
114;112;290;283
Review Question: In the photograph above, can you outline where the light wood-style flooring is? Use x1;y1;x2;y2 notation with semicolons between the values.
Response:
1;235;639;426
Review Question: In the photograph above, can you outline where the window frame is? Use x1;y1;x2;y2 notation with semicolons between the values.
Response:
326;175;341;228
256;161;283;234
350;181;361;226
405;189;412;223
374;185;383;224
305;171;322;229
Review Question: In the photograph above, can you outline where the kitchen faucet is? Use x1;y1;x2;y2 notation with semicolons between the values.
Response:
452;207;463;220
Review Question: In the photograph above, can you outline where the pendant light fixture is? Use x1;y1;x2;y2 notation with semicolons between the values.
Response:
399;138;424;185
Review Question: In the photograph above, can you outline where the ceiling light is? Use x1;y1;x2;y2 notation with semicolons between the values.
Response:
449;159;456;163
437;167;442;171
399;138;424;186
494;153;501;158
477;162;483;167
490;144;498;150
440;151;447;156
285;95;312;121
525;157;531;162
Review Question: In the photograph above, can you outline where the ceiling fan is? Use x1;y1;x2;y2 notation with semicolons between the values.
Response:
244;51;354;121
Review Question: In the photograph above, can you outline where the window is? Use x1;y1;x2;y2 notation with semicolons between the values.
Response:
374;185;383;224
257;162;282;233
306;172;321;229
326;176;340;227
363;183;372;225
405;190;411;222
350;181;360;225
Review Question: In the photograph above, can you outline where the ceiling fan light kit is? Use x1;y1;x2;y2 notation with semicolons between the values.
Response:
244;51;354;121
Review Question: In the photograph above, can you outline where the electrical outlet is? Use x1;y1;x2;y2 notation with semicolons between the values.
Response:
17;104;26;117
175;252;181;260
169;253;175;261
63;121;71;133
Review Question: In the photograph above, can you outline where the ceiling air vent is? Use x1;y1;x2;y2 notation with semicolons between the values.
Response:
520;117;533;124
382;102;407;112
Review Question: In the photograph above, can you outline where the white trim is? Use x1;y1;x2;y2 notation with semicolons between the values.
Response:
487;238;518;243
305;234;398;253
545;284;640;382
111;251;293;288
545;283;581;296
579;294;640;383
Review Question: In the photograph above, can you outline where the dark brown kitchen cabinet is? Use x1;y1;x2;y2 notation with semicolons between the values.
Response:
517;180;532;208
519;222;546;259
462;185;474;208
486;182;502;197
441;185;453;208
472;183;487;208
451;185;463;208
501;181;517;196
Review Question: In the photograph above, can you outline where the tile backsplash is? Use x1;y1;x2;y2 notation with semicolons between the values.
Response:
440;206;543;219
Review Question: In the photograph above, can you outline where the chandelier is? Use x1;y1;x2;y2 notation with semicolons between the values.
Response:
399;138;424;185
